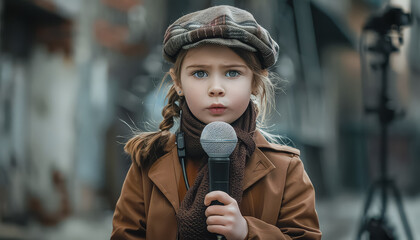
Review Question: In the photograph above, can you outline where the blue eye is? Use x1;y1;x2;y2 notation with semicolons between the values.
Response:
193;71;208;78
226;70;240;78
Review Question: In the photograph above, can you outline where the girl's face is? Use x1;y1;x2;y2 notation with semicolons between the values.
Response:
172;45;254;124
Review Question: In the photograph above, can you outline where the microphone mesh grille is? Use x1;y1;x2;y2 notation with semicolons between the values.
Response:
200;121;238;158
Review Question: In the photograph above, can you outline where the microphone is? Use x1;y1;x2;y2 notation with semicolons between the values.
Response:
200;121;237;240
200;121;238;194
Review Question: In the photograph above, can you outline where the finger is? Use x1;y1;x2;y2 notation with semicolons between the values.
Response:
207;224;229;236
206;215;228;226
205;204;226;217
204;191;234;206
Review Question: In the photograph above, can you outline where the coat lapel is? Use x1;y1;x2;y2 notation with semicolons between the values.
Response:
243;147;276;191
147;131;280;211
148;142;182;213
243;131;276;191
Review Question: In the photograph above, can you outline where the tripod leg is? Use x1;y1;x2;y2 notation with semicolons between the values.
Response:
380;180;388;221
357;182;378;240
390;181;414;240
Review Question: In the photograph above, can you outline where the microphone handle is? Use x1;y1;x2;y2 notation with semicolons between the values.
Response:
208;157;230;194
208;157;230;240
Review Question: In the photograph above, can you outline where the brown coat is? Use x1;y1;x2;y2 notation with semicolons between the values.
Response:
111;131;322;239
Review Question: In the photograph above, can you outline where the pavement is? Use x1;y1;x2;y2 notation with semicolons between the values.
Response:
0;192;419;239
317;192;420;240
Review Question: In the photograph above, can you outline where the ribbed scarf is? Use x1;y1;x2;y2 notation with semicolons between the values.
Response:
176;101;257;240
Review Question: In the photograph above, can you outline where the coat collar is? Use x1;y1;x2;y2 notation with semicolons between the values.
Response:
147;130;280;212
148;134;182;212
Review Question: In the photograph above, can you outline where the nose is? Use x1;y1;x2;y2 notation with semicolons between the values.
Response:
208;78;225;97
208;86;225;97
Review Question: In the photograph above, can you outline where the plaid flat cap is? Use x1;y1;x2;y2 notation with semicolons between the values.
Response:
163;5;279;69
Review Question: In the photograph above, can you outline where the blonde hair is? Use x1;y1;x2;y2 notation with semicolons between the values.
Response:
125;47;277;167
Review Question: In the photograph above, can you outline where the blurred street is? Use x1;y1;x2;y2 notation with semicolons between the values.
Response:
1;193;419;239
1;0;419;239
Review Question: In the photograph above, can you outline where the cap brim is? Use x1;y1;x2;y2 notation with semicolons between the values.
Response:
182;38;257;52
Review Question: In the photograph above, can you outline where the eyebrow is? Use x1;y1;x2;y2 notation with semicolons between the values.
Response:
185;64;248;69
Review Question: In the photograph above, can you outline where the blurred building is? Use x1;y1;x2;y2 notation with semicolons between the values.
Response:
0;0;419;239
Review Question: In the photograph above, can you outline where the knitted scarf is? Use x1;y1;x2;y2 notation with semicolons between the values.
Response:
176;101;257;240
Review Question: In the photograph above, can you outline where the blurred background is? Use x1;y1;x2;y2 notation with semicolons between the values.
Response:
0;0;419;239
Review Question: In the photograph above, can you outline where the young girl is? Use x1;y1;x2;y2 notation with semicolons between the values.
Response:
112;5;321;240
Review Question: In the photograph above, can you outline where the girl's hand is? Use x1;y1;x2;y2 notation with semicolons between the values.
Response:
204;191;248;240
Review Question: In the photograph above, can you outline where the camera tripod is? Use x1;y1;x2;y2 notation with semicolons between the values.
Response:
356;14;414;240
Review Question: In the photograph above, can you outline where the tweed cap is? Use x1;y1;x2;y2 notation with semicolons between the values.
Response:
163;5;279;69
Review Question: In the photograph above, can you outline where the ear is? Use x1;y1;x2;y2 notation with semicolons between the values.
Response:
261;69;268;77
252;70;268;95
251;82;258;96
251;89;258;96
251;78;259;96
170;68;183;96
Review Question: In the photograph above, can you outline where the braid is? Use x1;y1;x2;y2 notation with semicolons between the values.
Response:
125;49;187;167
124;84;183;168
159;85;181;132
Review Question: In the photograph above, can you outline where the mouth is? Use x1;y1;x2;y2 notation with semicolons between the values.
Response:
207;104;227;115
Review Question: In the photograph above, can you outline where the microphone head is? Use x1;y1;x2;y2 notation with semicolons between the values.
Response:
200;121;238;158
